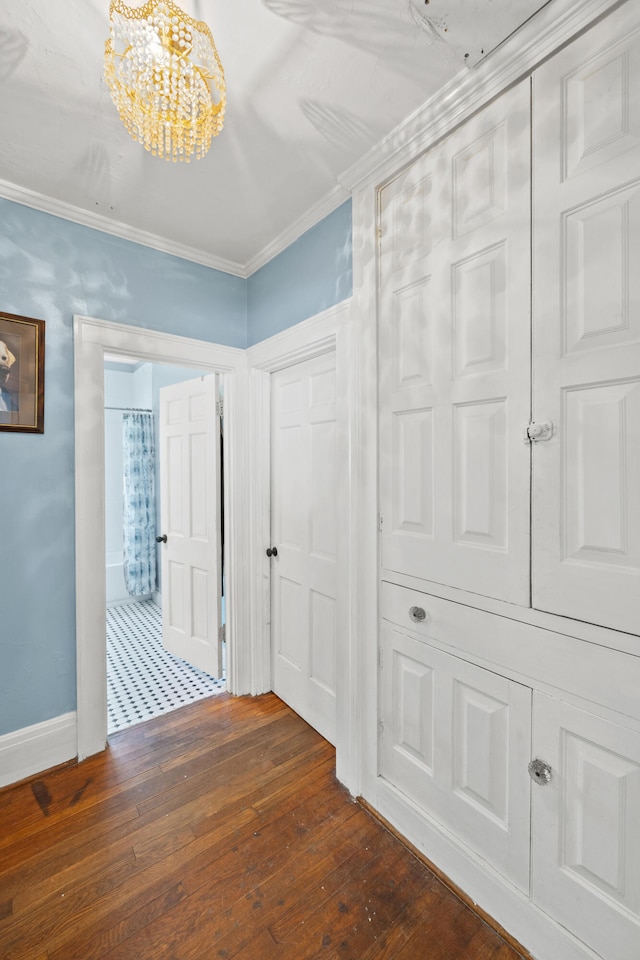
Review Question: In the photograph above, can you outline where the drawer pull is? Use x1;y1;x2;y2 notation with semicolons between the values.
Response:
409;606;429;624
528;759;552;785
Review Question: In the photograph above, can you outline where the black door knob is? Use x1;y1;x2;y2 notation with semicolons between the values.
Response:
156;534;167;543
266;546;278;557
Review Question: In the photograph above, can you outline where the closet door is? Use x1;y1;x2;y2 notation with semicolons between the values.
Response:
378;80;531;605
532;2;640;635
270;353;338;745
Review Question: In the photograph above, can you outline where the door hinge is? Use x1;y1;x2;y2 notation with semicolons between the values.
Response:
378;647;384;670
378;717;384;739
217;398;224;418
379;512;384;532
218;624;226;644
524;420;554;443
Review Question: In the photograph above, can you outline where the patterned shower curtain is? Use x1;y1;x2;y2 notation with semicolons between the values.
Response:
122;412;157;597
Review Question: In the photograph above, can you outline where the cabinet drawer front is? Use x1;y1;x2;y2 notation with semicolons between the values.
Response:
380;623;532;892
381;580;640;722
533;694;640;960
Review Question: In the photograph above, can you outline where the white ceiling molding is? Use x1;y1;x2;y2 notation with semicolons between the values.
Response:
243;183;350;278
339;0;623;193
0;0;621;283
0;174;350;282
0;178;247;278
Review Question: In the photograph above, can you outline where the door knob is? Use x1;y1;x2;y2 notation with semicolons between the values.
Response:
528;758;552;785
156;534;167;543
266;546;278;557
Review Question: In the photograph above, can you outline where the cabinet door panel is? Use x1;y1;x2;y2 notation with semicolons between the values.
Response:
379;80;531;605
532;694;640;960
380;621;531;892
532;3;640;633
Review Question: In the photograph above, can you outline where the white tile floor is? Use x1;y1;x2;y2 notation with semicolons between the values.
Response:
106;599;226;735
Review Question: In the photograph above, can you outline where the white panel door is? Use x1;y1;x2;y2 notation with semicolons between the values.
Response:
159;375;223;677
380;622;532;891
532;3;640;634
271;353;337;745
532;694;640;960
379;80;531;605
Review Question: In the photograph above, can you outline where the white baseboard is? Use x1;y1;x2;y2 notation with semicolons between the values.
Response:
0;712;77;789
106;593;154;608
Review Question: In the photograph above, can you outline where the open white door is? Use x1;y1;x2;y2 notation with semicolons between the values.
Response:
270;353;337;745
159;374;223;678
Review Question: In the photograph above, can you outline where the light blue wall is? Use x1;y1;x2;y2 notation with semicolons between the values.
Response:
0;199;245;737
0;193;352;740
246;200;352;346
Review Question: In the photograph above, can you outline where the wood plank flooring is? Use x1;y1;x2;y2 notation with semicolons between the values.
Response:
0;694;527;960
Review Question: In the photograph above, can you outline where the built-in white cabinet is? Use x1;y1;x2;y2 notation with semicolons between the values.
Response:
532;696;640;960
375;4;640;960
531;8;640;636
380;609;532;893
379;584;640;960
378;79;531;607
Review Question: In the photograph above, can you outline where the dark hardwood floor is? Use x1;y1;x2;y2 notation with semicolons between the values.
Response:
0;694;527;960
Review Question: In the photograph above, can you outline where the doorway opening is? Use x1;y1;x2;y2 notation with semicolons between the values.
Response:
103;354;227;735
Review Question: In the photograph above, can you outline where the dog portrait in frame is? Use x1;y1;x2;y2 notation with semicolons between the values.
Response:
0;312;45;433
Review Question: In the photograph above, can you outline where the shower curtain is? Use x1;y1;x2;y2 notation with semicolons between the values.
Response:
122;412;157;597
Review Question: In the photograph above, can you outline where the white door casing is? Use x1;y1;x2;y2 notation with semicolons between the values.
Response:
270;352;338;745
74;316;248;761
378;80;532;606
532;2;640;635
159;375;223;677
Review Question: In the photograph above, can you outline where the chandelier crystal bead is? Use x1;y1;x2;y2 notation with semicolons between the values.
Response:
104;0;225;162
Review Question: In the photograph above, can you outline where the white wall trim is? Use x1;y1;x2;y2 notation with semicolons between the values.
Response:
244;184;350;278
0;178;349;281
372;782;602;960
0;712;77;789
74;316;250;761
339;0;624;194
246;299;359;794
0;179;247;278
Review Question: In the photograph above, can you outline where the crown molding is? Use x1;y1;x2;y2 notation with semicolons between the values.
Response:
0;175;350;281
244;183;350;278
339;0;625;193
0;178;247;278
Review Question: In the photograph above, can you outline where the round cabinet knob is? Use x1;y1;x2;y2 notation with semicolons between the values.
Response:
156;534;167;543
528;758;552;785
409;606;429;624
266;546;278;558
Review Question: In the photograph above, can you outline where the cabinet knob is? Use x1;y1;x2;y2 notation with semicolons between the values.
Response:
528;758;552;785
409;606;429;624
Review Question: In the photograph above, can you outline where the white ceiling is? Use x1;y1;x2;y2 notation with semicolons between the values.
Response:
0;1;550;275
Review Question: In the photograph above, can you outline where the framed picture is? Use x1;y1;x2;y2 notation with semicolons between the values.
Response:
0;312;45;433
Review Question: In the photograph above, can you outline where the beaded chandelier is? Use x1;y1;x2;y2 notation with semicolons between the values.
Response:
104;0;225;162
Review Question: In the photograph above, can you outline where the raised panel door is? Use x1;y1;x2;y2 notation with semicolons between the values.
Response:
532;2;640;634
532;694;640;960
379;80;531;604
379;619;531;892
159;374;223;677
271;353;337;745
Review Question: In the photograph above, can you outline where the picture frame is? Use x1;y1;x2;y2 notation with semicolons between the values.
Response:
0;311;45;433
